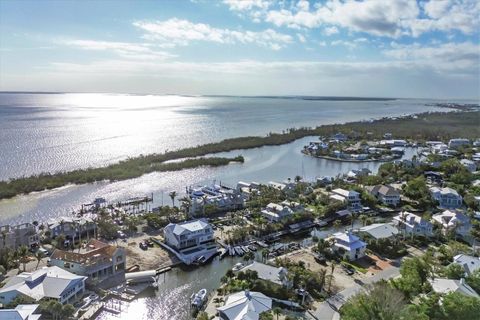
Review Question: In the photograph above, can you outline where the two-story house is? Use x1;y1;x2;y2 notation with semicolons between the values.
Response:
332;230;366;261
366;185;401;206
0;223;39;251
432;209;472;238
393;211;433;237
48;239;125;284
330;188;362;211
430;187;463;209
47;216;97;241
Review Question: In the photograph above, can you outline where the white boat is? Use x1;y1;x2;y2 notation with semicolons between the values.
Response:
242;246;250;253
232;262;244;272
234;246;244;256
228;246;235;256
191;288;208;308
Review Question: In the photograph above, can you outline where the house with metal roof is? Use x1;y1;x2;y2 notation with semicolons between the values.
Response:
393;211;433;237
0;304;41;320
330;188;362;212
239;261;291;288
430;187;463;209
0;266;86;305
357;223;399;240
332;230;366;261
217;290;272;320
432;210;472;237
453;254;480;276
366;185;401;207
429;278;479;298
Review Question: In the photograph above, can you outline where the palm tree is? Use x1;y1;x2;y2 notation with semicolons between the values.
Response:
17;245;30;272
273;307;282;320
34;251;45;270
261;249;269;263
169;191;177;207
359;214;368;226
243;251;255;263
333;219;342;232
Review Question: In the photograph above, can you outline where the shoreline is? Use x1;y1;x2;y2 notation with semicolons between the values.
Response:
300;150;402;163
0;108;478;200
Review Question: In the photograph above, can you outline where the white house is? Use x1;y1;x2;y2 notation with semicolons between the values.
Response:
260;201;303;222
357;223;399;240
460;159;477;172
366;185;401;206
48;239;125;284
0;304;41;320
453;254;480;276
217;290;272;320
430;187;463;209
0;223;39;251
0;266;86;305
429;278;479;298
332;230;366;261
163;219;217;265
187;184;244;215
240;261;291;288
448;138;470;149
393;211;433;237
330;188;362;211
432;210;472;237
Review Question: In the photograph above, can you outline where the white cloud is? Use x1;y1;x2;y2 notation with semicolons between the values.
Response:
59;39;175;60
297;33;306;43
323;26;339;36
263;0;479;38
133;18;293;50
222;0;271;11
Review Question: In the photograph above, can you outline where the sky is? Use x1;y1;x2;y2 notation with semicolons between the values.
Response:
0;0;479;99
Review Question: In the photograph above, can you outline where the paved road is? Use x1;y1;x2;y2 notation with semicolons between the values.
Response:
308;265;400;320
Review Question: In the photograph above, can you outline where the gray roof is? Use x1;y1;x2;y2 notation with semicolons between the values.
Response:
0;305;41;320
165;219;210;236
453;254;480;276
359;223;399;239
240;261;287;285
429;278;479;298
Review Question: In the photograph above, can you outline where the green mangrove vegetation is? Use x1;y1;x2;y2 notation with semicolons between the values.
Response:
0;110;478;200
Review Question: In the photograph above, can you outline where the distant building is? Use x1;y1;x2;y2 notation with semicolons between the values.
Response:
0;266;86;305
49;239;125;284
448;138;470;149
260;201;303;222
366;185;401;206
432;210;471;237
332;230;366;261
187;184;244;215
0;223;39;251
424;171;443;185
331;132;347;142
430;187;463;209
357;223;399;240
330;188;362;211
429;278;479;298
0;304;41;320
240;261;291;288
47;216;96;240
217;290;272;320
453;254;480;276
393;211;433;237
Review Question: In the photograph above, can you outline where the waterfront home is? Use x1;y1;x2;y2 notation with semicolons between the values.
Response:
0;266;86;305
0;223;39;251
460;159;477;172
47;216;96;240
432;210;472;237
379;139;407;147
383;133;392;139
0;304;41;320
217;290;272;320
236;181;261;200
48;239;125;284
448;138;470;149
393;211;433;237
187;183;245;215
332;230;366;261
240;261;291;288
261;203;294;222
163;219;217;265
453;254;480;276
430;187;463;209
429;278;479;298
330;188;362;212
346;168;371;180
268;181;287;191
366;185;401;207
357;223;399;240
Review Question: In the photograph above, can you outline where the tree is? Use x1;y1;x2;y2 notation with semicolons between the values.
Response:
243;251;255;263
259;311;273;320
393;256;431;298
34;250;45;270
441;291;480;319
169;191;177;207
17;245;30;272
340;281;409;320
196;311;209;320
442;263;464;279
273;307;282;320
466;269;480;293
333;219;342;231
61;304;75;319
359;214;368;226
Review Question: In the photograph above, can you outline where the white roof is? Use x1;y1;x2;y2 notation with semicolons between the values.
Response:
453;254;480;276
430;186;460;196
432;210;470;227
0;266;86;301
333;231;366;250
394;211;425;227
217;291;272;320
240;262;287;286
166;219;210;235
429;278;479;298
359;223;399;239
0;305;41;320
332;188;359;198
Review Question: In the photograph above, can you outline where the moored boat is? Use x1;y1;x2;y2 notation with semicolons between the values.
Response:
191;288;208;308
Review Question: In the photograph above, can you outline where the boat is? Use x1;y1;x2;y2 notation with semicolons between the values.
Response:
228;246;235;256
191;288;208;308
234;246;244;256
248;244;257;251
242;245;250;253
219;249;228;260
232;263;244;271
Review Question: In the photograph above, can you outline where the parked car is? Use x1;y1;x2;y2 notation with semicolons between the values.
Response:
139;242;148;250
314;254;326;265
342;265;355;275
